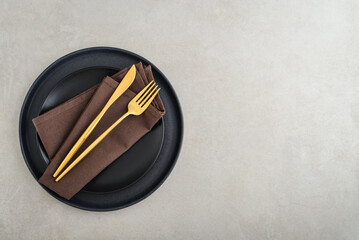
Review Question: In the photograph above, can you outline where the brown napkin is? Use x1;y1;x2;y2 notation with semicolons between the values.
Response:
33;62;165;200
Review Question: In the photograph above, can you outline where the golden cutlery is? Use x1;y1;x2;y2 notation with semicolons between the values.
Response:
53;65;137;178
55;80;160;182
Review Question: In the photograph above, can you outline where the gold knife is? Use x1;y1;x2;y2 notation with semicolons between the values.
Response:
53;65;136;178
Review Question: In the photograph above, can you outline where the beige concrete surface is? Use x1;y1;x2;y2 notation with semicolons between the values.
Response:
1;0;359;239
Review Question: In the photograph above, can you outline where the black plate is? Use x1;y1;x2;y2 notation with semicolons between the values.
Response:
19;47;183;211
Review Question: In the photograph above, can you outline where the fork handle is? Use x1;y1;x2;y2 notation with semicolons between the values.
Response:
55;111;131;182
52;106;108;177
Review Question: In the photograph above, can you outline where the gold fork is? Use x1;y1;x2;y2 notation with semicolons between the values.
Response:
55;80;160;182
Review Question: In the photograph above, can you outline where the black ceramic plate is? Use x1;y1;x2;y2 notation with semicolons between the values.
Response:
19;47;183;211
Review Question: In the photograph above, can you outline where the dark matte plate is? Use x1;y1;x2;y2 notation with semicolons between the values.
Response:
19;47;183;211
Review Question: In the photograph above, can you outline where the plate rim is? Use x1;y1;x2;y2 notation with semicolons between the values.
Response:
19;46;184;211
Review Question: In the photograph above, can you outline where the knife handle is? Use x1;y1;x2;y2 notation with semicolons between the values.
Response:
52;106;108;177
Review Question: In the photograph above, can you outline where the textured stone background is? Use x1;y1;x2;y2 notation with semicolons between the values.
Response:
1;0;359;239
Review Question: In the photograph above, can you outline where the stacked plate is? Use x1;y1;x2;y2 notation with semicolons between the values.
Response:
19;47;183;211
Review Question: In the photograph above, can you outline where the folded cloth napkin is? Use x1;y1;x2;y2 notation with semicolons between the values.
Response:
33;62;165;200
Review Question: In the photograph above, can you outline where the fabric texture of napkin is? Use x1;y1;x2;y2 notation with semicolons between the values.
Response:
33;62;165;200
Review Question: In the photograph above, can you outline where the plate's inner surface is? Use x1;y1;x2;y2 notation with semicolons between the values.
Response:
37;67;164;193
